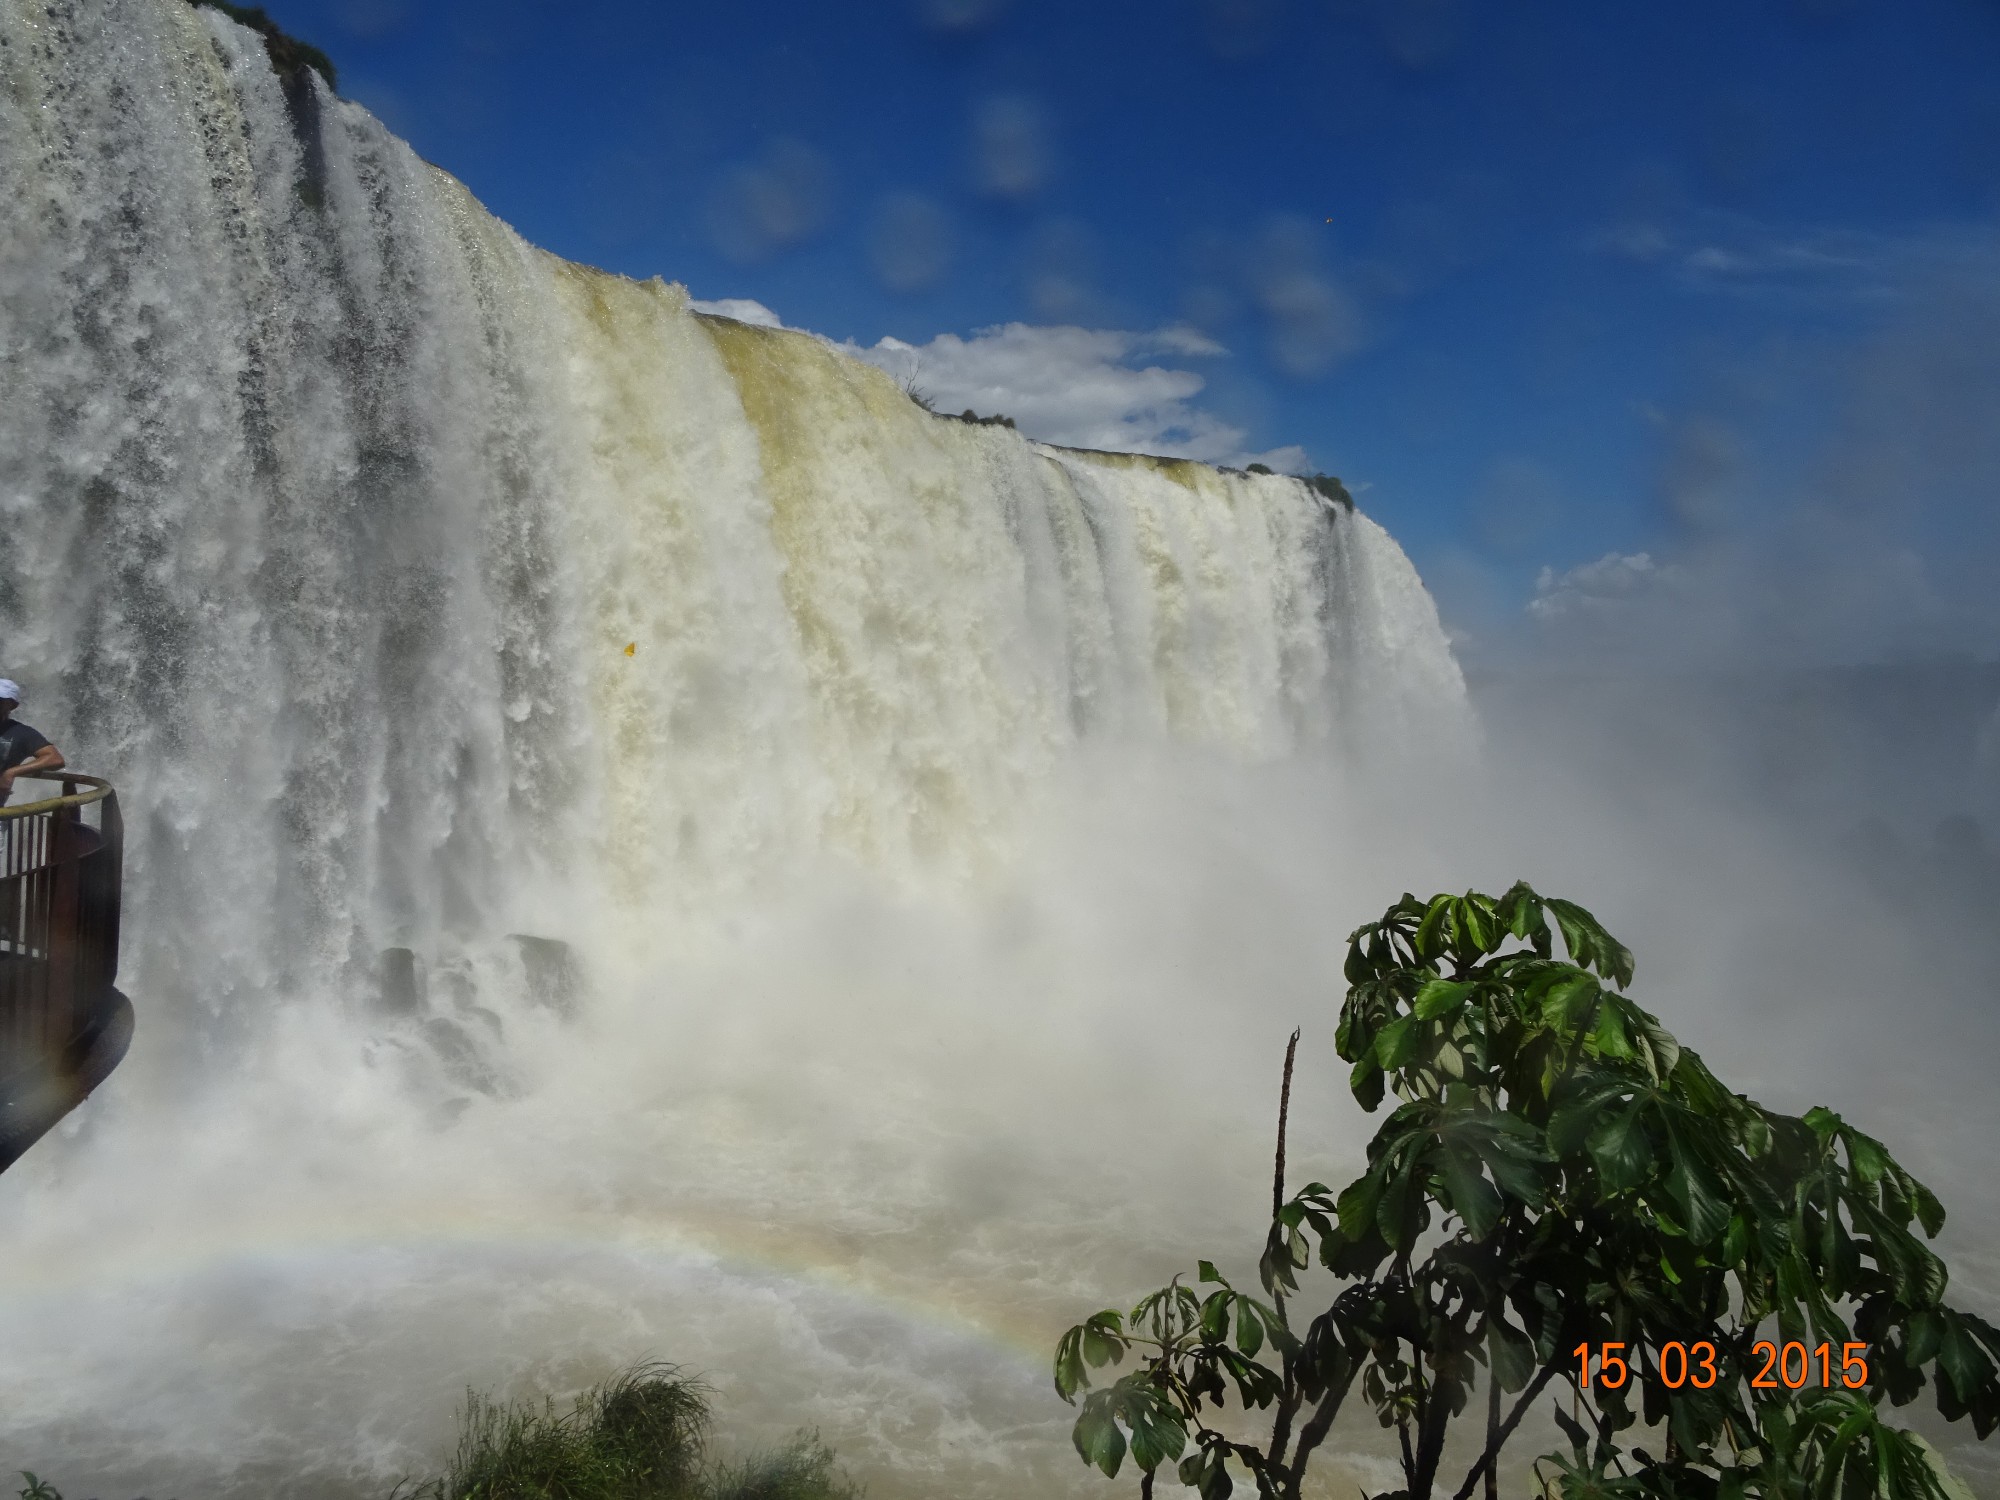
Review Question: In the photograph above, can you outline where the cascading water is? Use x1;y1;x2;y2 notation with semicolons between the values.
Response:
0;2;1472;1495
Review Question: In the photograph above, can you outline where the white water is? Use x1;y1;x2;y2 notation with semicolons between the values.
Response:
1;2;1484;1495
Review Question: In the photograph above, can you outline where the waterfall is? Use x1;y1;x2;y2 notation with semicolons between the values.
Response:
0;2;1470;1495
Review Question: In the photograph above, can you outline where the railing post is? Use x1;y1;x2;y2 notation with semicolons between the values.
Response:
44;810;80;1056
100;792;123;989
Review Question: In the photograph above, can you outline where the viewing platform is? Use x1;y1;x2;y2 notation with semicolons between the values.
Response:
0;771;132;1174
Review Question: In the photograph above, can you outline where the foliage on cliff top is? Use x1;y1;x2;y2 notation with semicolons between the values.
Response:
1055;883;1998;1500
1301;472;1353;510
187;0;337;92
1244;466;1355;510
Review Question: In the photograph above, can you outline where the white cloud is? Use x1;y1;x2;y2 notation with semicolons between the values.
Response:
684;298;1311;471
1589;213;2000;307
689;297;785;328
848;322;1306;470
1148;325;1230;357
1527;551;1682;622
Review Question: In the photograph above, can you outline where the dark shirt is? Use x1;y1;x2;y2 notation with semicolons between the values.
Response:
0;720;52;804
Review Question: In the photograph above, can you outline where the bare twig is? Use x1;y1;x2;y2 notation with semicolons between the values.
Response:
1266;1028;1304;1477
1274;1027;1300;1221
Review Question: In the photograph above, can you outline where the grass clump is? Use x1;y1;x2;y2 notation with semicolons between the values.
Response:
395;1362;859;1500
706;1438;860;1500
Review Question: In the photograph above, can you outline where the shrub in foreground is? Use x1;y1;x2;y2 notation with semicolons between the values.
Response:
395;1361;859;1500
1056;883;1998;1500
16;1364;856;1500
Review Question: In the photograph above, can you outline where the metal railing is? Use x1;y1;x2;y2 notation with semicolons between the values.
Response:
1;771;129;1172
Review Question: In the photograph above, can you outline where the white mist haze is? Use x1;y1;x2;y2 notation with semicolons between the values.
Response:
2;4;1996;1500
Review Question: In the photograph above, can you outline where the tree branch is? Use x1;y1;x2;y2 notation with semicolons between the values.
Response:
1268;1382;1298;1475
1284;1373;1357;1495
1449;1363;1561;1500
1266;1028;1304;1475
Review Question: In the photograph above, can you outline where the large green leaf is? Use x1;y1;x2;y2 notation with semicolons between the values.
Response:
1627;1004;1682;1083
1548;1075;1635;1157
1587;1105;1653;1192
1377;1157;1427;1251
1910;1177;1947;1238
1415;978;1477;1020
1117;1380;1188;1473
1416;894;1454;958
1440;1144;1503;1240
1055;1311;1128;1400
1233;1295;1265;1358
1350;1054;1387;1111
1472;1116;1552;1204
1664;1124;1732;1244
1500;881;1545;942
1913;1434;1979;1500
1852;1199;1949;1308
1592;1004;1636;1062
1489;1316;1536;1394
1199;1288;1230;1345
1072;1392;1126;1477
1337;1174;1381;1243
1376;1015;1421;1069
1841;1125;1891;1186
1458;894;1497;954
1537;971;1600;1032
1179;1449;1235;1500
1937;1313;1998;1404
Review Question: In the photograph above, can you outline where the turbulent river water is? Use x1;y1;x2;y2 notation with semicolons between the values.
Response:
0;2;1486;1495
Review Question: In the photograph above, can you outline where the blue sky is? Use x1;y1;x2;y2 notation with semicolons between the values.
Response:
266;0;2000;661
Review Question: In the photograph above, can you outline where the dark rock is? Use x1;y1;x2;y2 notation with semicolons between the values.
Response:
378;947;422;1016
507;934;581;1019
421;1016;499;1095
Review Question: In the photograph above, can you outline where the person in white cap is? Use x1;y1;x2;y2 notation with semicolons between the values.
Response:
0;680;65;807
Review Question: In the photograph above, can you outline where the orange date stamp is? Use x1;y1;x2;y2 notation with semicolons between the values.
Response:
1573;1340;1872;1391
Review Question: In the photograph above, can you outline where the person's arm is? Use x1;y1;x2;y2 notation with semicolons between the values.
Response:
0;741;64;801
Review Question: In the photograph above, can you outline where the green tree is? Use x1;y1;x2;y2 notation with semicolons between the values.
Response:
1054;883;1998;1500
